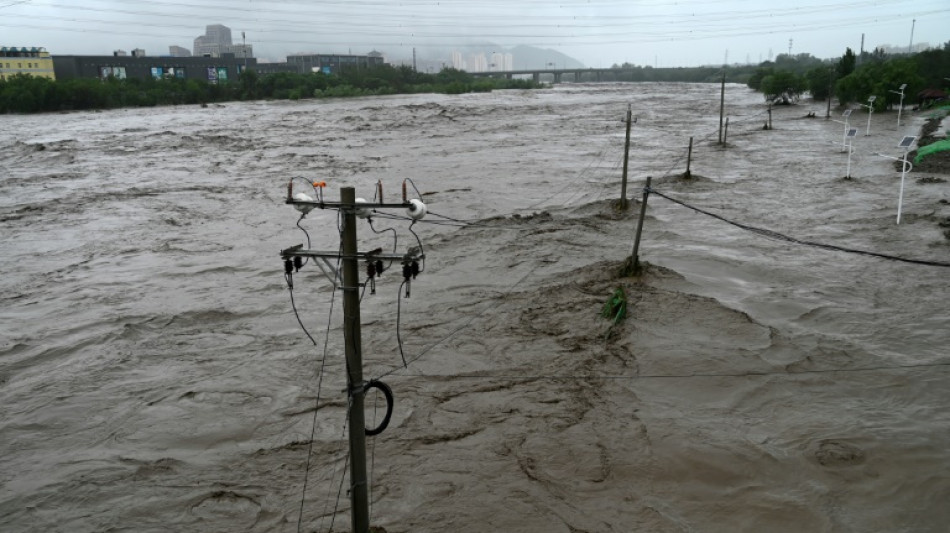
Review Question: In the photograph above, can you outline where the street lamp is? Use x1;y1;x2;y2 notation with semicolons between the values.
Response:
889;83;907;128
876;136;917;224
864;96;877;134
838;109;852;152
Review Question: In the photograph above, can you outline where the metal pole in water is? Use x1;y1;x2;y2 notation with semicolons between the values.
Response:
620;105;632;210
630;175;653;268
340;186;370;533
897;151;909;224
718;72;725;144
685;136;693;178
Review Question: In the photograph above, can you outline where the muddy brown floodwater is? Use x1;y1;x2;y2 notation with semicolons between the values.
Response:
1;83;949;533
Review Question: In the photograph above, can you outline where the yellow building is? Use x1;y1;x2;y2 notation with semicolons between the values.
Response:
0;47;56;81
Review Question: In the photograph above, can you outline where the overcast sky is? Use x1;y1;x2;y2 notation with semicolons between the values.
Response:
2;0;948;68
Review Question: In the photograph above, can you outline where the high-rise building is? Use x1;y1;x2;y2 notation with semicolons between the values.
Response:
194;24;233;57
452;51;465;70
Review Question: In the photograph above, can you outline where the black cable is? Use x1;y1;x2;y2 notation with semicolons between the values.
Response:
368;217;398;268
295;213;312;267
648;187;950;268
395;359;950;382
326;409;350;533
296;225;344;533
404;177;424;200
408;221;425;273
363;380;394;436
375;265;537;382
395;280;409;368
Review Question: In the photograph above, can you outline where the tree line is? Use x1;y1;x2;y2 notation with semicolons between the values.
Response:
746;42;950;109
0;65;540;114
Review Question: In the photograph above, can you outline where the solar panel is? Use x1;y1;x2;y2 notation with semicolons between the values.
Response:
898;136;916;148
868;95;877;102
842;109;852;117
846;128;858;138
899;83;907;91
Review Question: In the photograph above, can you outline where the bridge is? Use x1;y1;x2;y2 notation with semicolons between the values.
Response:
468;67;618;83
467;65;724;84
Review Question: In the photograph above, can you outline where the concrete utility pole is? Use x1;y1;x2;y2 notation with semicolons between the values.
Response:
718;71;726;144
909;19;916;53
281;187;423;533
340;187;371;533
620;105;632;210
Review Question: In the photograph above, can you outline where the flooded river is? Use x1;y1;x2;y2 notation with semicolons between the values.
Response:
1;83;948;532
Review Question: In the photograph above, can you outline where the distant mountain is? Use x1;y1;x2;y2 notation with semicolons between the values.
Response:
396;43;584;71
508;45;584;70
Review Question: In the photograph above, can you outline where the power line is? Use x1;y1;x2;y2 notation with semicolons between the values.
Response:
648;187;950;268
393;359;950;382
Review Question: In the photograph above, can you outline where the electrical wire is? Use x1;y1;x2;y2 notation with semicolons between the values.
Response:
648;187;950;268
395;280;409;368
295;216;344;533
368;217;398;268
408;221;425;273
325;408;351;533
395;359;950;382
295;214;312;267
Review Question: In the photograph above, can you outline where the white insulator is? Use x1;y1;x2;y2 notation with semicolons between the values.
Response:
293;192;315;214
407;198;427;220
355;197;372;219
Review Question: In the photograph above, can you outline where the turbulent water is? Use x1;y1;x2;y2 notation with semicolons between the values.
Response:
1;84;948;533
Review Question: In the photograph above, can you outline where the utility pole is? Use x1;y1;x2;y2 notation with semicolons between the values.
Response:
718;71;726;144
620;105;632;210
909;19;916;53
242;31;247;72
340;187;370;533
281;186;423;533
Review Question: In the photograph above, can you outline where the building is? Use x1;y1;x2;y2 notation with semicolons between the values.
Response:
286;52;385;74
169;46;192;57
0;46;55;80
194;24;234;57
53;52;254;83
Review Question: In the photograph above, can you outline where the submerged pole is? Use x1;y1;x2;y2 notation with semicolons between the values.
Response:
718;72;725;144
630;175;653;269
685;136;693;178
620;105;632;209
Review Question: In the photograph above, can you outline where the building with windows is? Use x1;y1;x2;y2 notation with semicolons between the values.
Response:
286;52;384;74
194;24;240;58
0;46;55;80
53;52;254;83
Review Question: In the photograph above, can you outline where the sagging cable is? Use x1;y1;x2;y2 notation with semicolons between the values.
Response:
363;380;394;437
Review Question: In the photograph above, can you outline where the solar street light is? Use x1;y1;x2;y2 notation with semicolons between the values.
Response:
862;95;877;136
845;128;858;179
840;109;853;152
889;83;907;128
893;136;916;224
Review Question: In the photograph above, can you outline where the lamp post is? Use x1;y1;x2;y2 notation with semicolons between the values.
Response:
242;31;247;72
889;83;906;128
840;109;852;152
862;95;877;136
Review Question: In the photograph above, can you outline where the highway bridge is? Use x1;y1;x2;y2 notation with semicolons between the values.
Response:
467;65;725;84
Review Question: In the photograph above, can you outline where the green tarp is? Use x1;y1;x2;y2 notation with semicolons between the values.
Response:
914;139;950;164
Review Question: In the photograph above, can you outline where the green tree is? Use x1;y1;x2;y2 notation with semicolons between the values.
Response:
837;48;856;78
805;67;835;101
760;71;805;101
